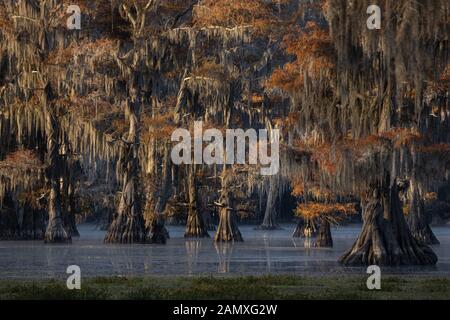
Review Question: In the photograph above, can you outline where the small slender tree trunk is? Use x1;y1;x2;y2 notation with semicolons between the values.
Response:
406;182;439;245
148;144;170;243
43;86;70;244
260;177;280;230
215;185;243;242
105;94;146;243
340;179;437;266
292;219;304;238
64;184;79;237
315;220;333;247
292;218;318;238
185;165;209;238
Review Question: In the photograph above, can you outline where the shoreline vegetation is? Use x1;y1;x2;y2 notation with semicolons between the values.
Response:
0;275;449;300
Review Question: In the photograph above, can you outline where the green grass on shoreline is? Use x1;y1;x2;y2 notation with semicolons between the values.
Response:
0;275;449;300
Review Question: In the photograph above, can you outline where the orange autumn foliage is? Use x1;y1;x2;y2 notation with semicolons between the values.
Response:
193;0;280;33
267;22;335;93
295;202;357;220
0;150;44;171
291;179;305;197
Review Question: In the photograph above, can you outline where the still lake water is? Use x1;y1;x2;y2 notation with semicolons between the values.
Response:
0;224;449;279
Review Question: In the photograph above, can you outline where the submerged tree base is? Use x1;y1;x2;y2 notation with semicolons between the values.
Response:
44;219;71;244
409;226;440;246
406;203;440;245
215;209;243;242
185;217;210;238
315;221;333;247
340;185;437;266
147;215;169;244
292;220;317;238
104;214;146;244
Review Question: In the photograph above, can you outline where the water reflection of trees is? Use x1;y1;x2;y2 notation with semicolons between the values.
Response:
44;244;72;278
214;242;234;273
185;240;201;274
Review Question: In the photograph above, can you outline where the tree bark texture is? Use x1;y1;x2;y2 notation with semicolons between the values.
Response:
315;220;333;247
185;165;209;238
105;95;146;243
43;86;71;244
340;181;437;266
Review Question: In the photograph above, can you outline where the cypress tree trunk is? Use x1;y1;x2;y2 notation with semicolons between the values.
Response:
315;220;333;247
215;188;243;242
64;184;79;237
260;177;280;230
61;155;80;237
105;89;146;243
148;214;168;244
340;179;437;266
148;144;170;243
185;165;209;238
292;218;318;238
406;181;439;245
292;219;304;238
43;85;71;244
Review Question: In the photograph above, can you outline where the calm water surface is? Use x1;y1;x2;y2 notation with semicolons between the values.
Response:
0;224;449;279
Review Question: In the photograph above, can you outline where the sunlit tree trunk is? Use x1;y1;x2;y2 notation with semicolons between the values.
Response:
215;174;243;242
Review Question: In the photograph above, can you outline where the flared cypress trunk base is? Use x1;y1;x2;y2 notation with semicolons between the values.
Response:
406;205;440;245
292;220;317;238
104;214;146;243
406;185;440;245
340;185;437;266
44;218;71;243
315;221;333;247
64;219;80;237
408;224;440;245
215;209;243;242
185;213;209;238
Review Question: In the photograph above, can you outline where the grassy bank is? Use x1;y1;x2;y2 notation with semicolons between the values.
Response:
0;275;449;300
